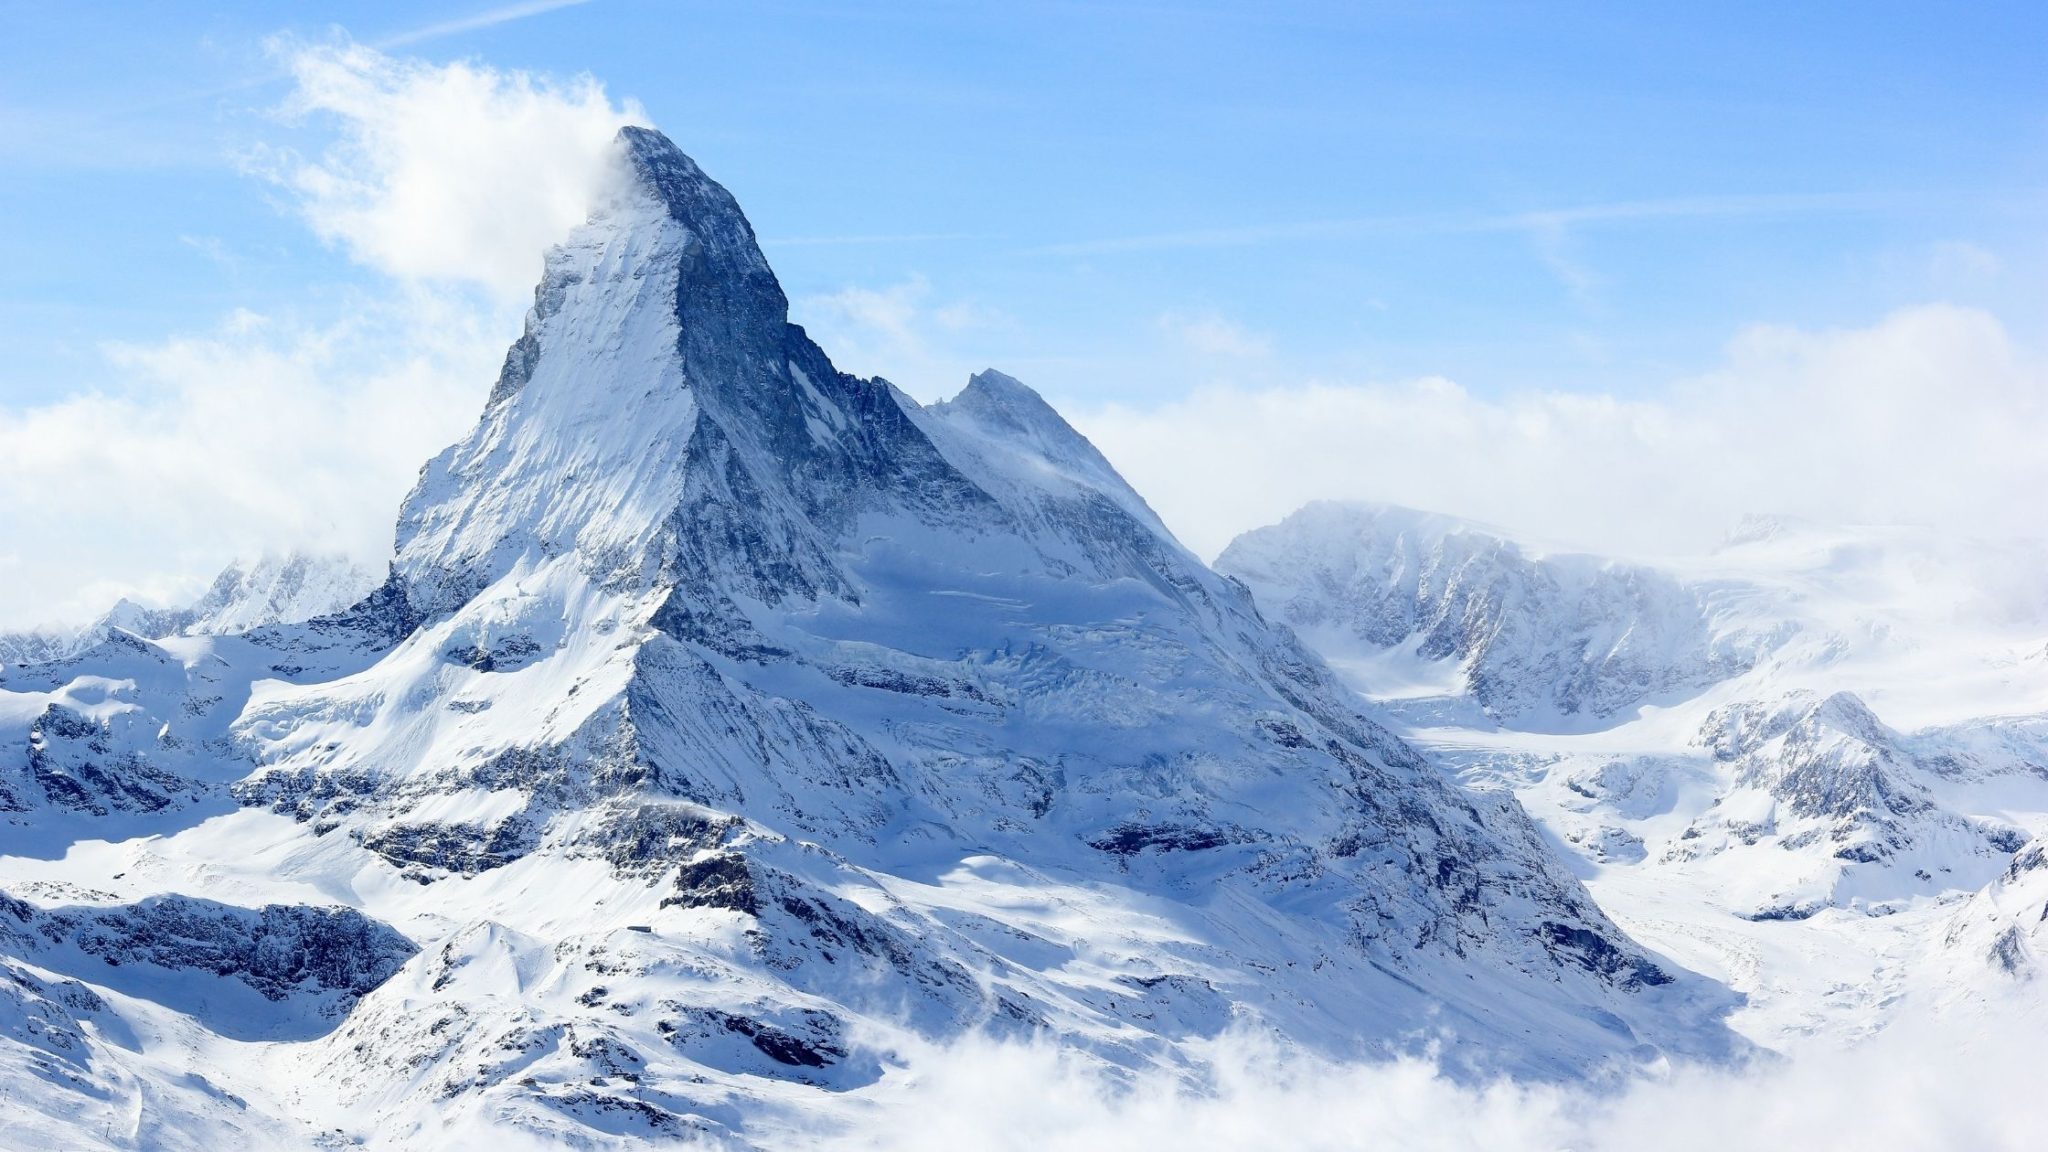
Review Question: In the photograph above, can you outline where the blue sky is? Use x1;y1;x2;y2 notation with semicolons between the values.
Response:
5;0;2042;403
2;1;2045;624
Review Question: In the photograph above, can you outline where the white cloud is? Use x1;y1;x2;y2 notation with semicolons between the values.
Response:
819;1005;2044;1151
1070;303;2048;561
792;276;1006;402
1157;310;1272;359
267;40;643;301
0;43;639;630
0;292;499;629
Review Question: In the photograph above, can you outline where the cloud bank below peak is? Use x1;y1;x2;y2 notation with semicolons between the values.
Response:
1070;302;2045;562
801;1004;2044;1152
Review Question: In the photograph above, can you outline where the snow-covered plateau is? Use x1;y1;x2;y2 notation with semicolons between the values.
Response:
2;129;2042;1149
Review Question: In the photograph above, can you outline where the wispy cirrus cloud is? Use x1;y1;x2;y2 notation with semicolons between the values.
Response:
792;275;1011;402
1029;189;1920;258
761;232;987;248
375;0;601;50
1157;310;1271;359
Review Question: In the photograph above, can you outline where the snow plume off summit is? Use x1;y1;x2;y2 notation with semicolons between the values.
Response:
0;128;1741;1148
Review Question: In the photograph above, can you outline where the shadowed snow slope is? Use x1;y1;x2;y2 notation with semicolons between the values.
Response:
0;130;1741;1148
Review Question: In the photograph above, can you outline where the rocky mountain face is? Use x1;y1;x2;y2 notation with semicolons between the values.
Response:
0;892;415;1019
1669;690;2027;919
1943;838;2048;979
0;130;1740;1149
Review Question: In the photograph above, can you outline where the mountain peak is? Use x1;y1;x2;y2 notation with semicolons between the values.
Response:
394;129;987;618
613;126;730;214
960;366;1035;399
945;368;1060;429
612;125;788;335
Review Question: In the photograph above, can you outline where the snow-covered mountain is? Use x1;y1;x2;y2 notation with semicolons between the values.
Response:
0;130;1742;1149
1218;500;2048;1046
0;553;382;668
1216;502;1771;727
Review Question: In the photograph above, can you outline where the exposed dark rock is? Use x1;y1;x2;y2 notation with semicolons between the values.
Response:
588;803;740;876
1088;823;1235;855
361;819;538;877
445;634;545;673
1537;922;1673;988
2;892;415;1007
26;703;195;815
661;853;759;916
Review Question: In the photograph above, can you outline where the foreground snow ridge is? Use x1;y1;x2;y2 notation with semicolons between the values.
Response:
0;128;1756;1146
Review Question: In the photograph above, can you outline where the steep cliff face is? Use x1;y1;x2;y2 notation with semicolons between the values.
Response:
0;129;1738;1148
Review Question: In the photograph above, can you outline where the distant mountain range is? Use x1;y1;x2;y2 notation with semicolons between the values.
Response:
0;552;382;667
1219;499;2048;1045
